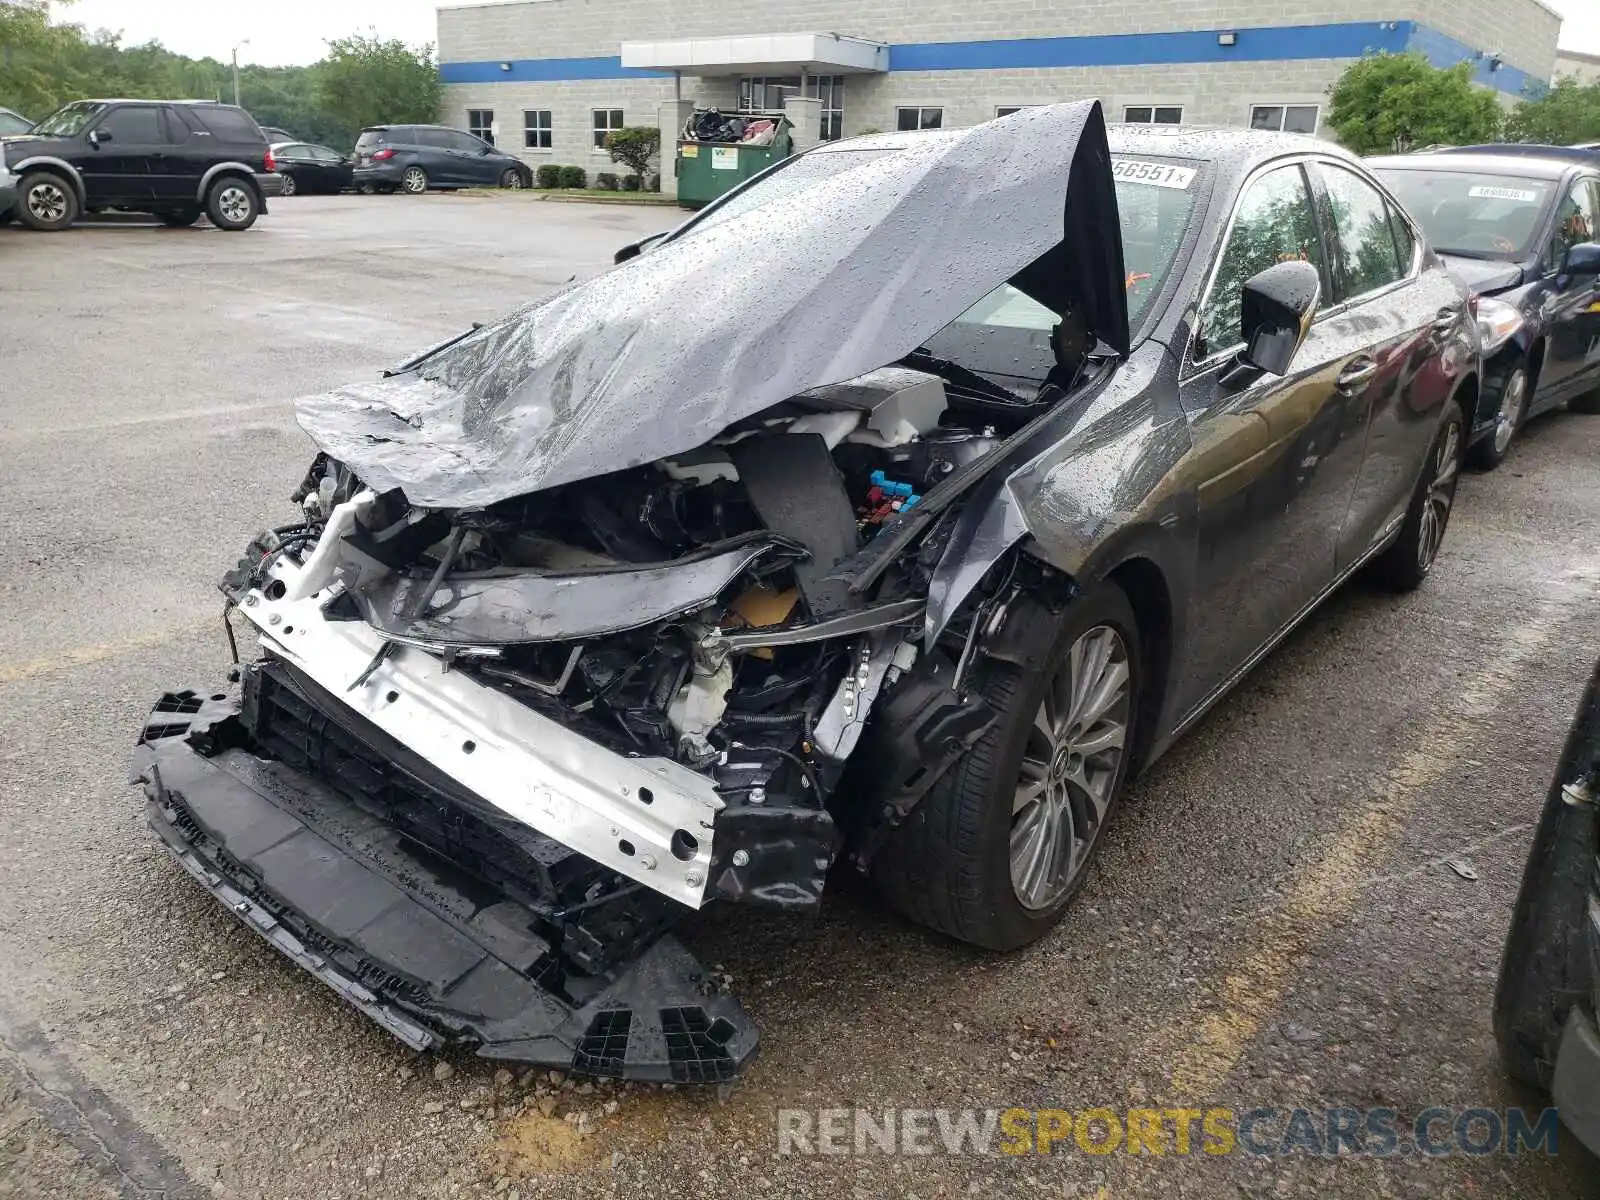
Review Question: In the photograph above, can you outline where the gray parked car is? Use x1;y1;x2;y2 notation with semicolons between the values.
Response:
351;123;531;194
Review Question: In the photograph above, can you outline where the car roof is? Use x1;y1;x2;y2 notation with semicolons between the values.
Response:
1437;143;1600;167
1367;151;1578;180
1106;122;1359;169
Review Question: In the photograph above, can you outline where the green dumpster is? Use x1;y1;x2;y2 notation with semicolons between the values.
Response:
675;118;793;210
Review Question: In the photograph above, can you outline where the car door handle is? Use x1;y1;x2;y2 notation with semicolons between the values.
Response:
1336;357;1379;395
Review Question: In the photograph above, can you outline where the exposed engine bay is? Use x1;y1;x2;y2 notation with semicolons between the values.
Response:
131;99;1129;1080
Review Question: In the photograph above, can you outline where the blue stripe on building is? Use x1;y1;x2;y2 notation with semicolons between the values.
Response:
439;21;1544;96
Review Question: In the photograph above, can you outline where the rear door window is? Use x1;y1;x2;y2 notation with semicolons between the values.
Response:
415;129;453;149
1317;164;1406;300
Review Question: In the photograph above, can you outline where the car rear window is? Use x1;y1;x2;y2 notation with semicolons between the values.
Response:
355;129;391;150
193;106;265;144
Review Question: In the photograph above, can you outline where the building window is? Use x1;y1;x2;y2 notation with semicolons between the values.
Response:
739;76;845;140
897;107;943;131
1250;104;1319;134
1124;105;1183;124
468;109;494;144
592;108;624;150
523;110;552;150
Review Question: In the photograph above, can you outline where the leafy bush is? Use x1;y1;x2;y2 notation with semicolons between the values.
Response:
604;127;659;188
595;172;619;191
646;173;661;193
535;164;563;189
1326;52;1501;153
558;165;587;189
621;174;641;192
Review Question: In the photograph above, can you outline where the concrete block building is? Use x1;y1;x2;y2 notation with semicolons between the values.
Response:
437;0;1563;196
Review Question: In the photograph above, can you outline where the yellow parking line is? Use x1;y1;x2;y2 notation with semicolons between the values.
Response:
1163;601;1584;1099
0;621;212;687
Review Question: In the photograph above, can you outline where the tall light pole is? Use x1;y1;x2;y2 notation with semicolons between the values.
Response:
231;39;250;107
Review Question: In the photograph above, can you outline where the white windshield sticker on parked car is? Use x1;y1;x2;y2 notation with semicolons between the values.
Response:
1112;159;1196;190
1467;184;1539;203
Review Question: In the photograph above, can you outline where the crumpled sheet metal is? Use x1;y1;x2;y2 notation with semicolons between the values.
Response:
354;536;800;645
294;101;1126;509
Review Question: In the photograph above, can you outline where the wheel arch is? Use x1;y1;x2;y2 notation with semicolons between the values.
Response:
11;157;86;205
195;162;262;203
1103;555;1175;777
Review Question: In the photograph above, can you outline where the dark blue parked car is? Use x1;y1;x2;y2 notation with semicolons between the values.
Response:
351;124;531;195
1371;149;1600;468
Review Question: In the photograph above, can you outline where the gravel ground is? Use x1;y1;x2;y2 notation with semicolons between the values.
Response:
1;193;1598;1199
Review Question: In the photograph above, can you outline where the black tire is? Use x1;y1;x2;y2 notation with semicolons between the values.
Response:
1494;660;1600;1085
873;581;1143;950
1368;403;1464;593
205;176;260;231
15;171;78;231
1571;389;1600;416
401;166;428;195
279;171;298;197
160;207;203;228
1468;364;1529;471
0;208;13;226
500;168;525;189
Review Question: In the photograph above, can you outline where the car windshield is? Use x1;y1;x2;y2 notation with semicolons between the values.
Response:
31;101;102;138
1373;167;1554;258
675;145;1200;340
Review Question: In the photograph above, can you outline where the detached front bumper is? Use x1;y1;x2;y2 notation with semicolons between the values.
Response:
131;685;757;1081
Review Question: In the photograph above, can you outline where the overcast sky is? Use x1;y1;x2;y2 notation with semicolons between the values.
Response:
48;0;1600;67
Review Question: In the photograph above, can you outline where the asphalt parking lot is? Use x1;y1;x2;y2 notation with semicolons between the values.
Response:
2;193;1599;1200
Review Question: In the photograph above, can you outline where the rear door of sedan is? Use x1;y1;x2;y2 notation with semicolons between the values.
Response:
1308;160;1463;567
1174;158;1374;712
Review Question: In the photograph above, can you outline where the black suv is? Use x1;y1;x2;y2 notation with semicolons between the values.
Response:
0;99;282;232
351;124;531;194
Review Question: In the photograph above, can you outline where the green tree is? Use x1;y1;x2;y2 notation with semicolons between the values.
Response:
316;33;439;134
1505;77;1600;145
604;126;658;186
1326;52;1503;154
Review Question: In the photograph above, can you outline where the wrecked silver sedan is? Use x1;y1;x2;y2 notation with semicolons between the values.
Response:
133;104;1477;1081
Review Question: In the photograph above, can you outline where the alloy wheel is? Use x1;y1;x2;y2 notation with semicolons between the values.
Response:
1009;624;1131;911
217;186;252;225
402;167;427;194
1491;370;1527;455
1417;418;1461;573
279;173;297;197
26;181;68;225
502;169;524;189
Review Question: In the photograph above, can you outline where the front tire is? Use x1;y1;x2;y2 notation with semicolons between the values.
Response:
205;177;259;231
1468;365;1528;471
500;168;525;189
1369;404;1464;593
160;207;203;227
401;166;428;195
1571;388;1600;416
873;582;1142;950
16;171;78;231
1495;661;1600;1084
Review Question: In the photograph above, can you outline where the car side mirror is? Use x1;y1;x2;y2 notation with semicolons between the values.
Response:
1560;241;1600;279
1234;260;1321;378
89;129;111;144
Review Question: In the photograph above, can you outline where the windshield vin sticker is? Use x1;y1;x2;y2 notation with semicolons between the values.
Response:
1467;184;1539;203
1112;159;1195;189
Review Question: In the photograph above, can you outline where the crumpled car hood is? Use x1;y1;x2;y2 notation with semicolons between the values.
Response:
1437;253;1526;296
295;100;1127;509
